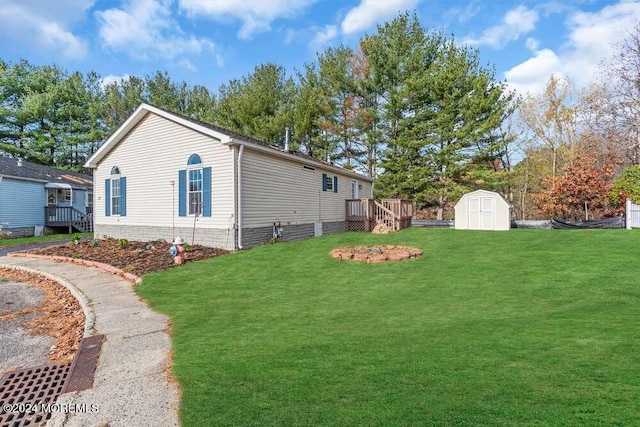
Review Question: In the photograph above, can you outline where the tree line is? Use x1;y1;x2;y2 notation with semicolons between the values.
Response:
2;13;640;220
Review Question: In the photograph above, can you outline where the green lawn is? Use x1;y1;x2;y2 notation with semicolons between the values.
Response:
137;228;640;426
0;233;90;247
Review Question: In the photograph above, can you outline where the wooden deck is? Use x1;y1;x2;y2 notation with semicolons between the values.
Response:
44;206;94;233
345;199;414;232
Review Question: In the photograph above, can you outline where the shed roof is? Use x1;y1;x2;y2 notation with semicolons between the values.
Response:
85;103;374;182
454;189;510;209
0;156;92;189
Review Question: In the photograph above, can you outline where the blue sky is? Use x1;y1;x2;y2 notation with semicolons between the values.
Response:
1;0;639;96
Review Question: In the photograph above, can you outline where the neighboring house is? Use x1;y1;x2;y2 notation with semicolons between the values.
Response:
0;156;93;236
84;103;374;250
454;190;511;231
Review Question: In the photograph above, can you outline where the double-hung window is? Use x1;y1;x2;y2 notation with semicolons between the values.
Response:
105;166;126;217
188;168;203;216
111;178;121;215
179;154;211;217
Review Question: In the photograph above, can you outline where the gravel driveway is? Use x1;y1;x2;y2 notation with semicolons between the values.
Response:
0;277;54;373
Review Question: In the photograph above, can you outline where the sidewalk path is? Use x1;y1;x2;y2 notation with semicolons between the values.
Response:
0;256;180;427
0;239;70;257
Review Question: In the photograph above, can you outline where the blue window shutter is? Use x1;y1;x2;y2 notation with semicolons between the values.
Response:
104;179;111;217
333;176;338;193
322;173;327;191
203;167;212;217
178;170;186;217
120;177;127;216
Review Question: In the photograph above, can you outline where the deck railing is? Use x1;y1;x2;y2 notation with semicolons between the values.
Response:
44;206;94;233
345;198;413;232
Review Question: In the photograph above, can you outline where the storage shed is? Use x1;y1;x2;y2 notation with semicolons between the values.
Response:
454;190;510;230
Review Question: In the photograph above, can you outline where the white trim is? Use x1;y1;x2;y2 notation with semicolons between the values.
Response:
237;145;244;249
110;177;122;216
44;182;72;189
187;166;203;216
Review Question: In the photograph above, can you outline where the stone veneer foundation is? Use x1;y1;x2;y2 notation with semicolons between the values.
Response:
94;220;348;250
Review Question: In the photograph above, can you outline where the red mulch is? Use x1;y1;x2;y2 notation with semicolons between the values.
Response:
23;239;229;277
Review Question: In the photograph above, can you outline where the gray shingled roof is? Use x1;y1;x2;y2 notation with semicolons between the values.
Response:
0;156;93;189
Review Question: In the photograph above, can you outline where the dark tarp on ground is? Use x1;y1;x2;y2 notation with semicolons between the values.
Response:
550;217;625;229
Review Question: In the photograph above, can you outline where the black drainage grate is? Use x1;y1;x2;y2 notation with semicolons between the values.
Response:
63;335;105;394
0;335;105;427
0;363;70;426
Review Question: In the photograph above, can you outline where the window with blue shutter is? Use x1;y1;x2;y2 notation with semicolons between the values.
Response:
202;167;212;217
106;166;126;216
120;177;127;216
104;179;111;217
178;169;187;217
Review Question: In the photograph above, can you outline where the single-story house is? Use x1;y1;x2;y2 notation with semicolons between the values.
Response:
454;189;510;231
0;156;93;236
84;103;374;250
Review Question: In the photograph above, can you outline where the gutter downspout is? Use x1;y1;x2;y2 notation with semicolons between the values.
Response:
237;144;244;249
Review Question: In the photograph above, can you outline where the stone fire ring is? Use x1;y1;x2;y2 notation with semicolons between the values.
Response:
329;245;423;263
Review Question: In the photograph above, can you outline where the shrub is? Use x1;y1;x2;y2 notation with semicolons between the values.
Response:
610;165;640;207
118;238;129;249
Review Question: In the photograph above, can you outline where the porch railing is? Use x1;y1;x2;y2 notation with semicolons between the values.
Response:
345;198;414;232
44;206;94;233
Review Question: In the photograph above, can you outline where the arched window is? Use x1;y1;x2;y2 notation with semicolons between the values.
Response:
106;166;126;216
187;154;202;165
179;154;211;217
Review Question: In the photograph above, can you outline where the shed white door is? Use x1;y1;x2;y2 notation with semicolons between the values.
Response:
468;197;494;230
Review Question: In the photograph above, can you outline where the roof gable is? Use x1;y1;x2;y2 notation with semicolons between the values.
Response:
85;103;373;182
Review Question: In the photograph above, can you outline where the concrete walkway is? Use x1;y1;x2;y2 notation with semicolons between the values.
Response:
0;256;180;427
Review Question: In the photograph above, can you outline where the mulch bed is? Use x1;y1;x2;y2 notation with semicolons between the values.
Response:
330;245;423;263
21;239;229;277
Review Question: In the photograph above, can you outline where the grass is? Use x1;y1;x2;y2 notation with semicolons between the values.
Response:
137;228;640;426
0;233;90;247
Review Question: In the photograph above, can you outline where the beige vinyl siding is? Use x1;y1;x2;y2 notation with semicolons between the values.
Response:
93;112;235;230
241;148;372;228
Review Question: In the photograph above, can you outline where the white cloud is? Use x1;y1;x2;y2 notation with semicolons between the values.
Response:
525;37;539;51
178;0;317;40
341;0;420;35
0;0;92;59
96;0;217;64
504;1;640;95
310;25;338;50
101;74;132;88
464;5;538;48
505;49;559;94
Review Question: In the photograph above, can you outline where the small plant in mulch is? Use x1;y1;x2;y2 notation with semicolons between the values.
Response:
20;239;230;277
330;245;423;263
118;238;129;249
